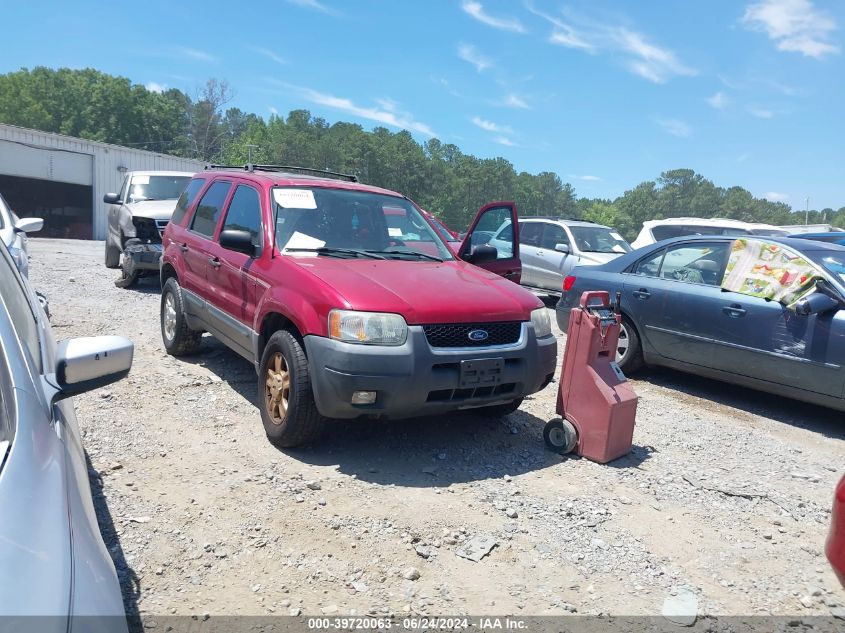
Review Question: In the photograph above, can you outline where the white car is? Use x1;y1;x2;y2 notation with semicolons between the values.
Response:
632;217;789;249
0;192;43;278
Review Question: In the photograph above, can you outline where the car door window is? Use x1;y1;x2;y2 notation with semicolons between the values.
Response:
190;181;232;238
170;178;206;226
519;222;543;247
0;245;41;371
633;249;665;277
221;185;262;249
541;223;569;250
475;207;514;260
659;242;730;285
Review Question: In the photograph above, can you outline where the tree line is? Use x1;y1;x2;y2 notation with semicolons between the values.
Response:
1;67;842;238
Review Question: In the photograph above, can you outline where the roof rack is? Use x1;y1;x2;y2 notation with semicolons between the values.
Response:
206;164;358;182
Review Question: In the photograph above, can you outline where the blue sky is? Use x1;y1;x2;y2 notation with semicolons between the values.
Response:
2;0;843;210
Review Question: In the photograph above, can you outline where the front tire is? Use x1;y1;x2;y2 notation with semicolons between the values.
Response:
160;278;202;356
114;238;142;288
259;330;326;448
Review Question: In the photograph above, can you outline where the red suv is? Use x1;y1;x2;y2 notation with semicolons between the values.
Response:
159;166;557;447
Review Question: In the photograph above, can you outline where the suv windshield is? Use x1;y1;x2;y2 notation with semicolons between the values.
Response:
273;188;453;261
570;226;632;254
128;175;191;203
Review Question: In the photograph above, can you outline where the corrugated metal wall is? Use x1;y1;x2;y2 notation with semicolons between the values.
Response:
0;124;204;239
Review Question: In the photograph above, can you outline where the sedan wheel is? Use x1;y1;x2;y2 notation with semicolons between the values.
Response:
616;322;630;364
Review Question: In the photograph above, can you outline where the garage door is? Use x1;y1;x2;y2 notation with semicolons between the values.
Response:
0;139;93;186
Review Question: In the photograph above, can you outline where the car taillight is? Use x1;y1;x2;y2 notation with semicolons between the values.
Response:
563;275;576;292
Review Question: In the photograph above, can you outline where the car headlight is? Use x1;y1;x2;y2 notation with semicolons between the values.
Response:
530;307;552;338
328;310;408;345
8;245;28;277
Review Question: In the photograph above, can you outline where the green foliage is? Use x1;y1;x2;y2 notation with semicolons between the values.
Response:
0;67;836;237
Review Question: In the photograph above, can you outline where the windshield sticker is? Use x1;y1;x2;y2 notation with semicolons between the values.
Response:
273;189;317;209
387;227;403;237
132;175;150;185
612;245;627;253
610;232;623;241
282;231;325;255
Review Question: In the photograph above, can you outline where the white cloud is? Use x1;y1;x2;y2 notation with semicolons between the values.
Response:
461;1;526;33
275;82;435;137
252;47;286;65
145;81;166;93
457;43;492;72
503;93;530;109
526;3;595;52
495;136;516;146
471;116;513;135
176;47;217;63
269;106;279;115
707;91;729;108
658;118;692;138
612;28;696;83
568;174;602;182
527;3;694;82
748;105;775;118
743;0;839;58
285;0;340;16
764;191;790;202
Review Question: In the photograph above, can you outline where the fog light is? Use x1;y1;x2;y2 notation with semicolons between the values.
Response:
351;391;377;405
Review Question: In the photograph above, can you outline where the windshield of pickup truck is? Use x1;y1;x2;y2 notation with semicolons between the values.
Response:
273;188;454;261
570;225;632;254
128;175;191;203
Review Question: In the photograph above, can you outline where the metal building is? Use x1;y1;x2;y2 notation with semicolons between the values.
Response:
0;123;204;240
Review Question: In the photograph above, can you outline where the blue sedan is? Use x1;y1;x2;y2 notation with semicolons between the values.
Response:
556;235;845;412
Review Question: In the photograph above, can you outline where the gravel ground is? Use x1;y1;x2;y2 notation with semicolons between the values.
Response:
27;238;845;620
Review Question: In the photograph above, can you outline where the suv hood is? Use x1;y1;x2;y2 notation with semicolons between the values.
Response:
290;258;541;324
126;199;178;221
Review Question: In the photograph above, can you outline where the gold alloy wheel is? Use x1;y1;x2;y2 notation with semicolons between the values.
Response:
265;352;291;425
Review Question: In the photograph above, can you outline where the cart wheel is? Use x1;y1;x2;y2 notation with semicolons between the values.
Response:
543;418;577;454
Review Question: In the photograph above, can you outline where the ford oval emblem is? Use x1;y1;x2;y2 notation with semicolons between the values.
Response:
468;329;489;342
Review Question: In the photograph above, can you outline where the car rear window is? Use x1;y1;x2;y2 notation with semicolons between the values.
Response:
652;225;750;241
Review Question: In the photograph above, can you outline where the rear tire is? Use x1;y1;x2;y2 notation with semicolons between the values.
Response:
259;330;326;448
105;241;121;268
160;277;202;356
617;317;643;374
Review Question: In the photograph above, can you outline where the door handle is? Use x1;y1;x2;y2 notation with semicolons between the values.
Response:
503;270;518;278
536;250;545;256
179;243;189;253
632;288;651;299
209;256;221;269
722;304;746;318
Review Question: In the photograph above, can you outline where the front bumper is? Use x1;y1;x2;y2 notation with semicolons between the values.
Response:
304;324;557;419
125;242;163;273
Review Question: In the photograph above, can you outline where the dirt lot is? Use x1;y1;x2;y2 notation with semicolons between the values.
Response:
28;238;845;620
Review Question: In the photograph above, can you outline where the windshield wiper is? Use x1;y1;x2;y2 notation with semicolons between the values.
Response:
283;247;386;259
367;250;443;262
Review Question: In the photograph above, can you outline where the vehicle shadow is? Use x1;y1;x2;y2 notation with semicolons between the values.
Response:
634;366;845;441
85;452;141;631
114;276;161;295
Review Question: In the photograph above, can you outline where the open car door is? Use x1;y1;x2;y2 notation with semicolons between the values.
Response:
458;201;521;284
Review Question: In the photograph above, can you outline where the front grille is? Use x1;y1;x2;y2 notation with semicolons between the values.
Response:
427;382;516;402
423;322;521;348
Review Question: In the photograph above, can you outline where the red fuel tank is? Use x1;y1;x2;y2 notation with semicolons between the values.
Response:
556;291;638;463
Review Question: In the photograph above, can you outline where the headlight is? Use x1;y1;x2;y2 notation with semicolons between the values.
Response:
328;310;408;345
530;307;552;338
8;245;28;277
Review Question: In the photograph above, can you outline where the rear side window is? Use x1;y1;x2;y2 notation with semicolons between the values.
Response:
191;181;232;237
635;242;729;286
171;178;207;226
221;185;262;248
519;222;542;247
541;223;569;250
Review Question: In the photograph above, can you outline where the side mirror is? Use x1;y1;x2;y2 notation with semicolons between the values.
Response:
52;336;133;402
14;217;43;233
220;229;257;257
103;193;121;205
464;244;498;265
554;243;570;254
794;293;839;317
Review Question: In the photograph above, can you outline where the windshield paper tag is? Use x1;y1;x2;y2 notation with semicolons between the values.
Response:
282;231;325;255
387;227;403;237
273;189;317;209
610;232;623;240
132;175;150;185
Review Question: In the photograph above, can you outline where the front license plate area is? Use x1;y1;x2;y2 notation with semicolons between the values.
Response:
459;358;503;388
